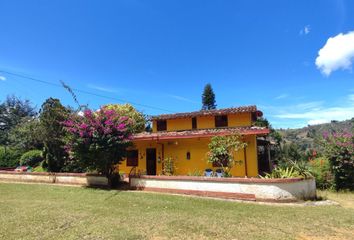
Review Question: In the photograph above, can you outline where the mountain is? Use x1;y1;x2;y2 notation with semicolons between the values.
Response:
277;118;354;151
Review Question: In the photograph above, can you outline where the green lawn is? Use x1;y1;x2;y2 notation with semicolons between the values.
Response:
0;183;353;240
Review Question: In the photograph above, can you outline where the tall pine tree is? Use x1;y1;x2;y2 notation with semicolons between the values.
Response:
40;98;70;172
202;83;216;110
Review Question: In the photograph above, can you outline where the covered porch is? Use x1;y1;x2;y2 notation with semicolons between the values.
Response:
118;127;269;177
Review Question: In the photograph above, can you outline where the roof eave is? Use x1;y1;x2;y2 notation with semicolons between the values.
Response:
132;128;270;141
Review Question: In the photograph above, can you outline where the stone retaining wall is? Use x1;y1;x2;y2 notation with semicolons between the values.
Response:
130;175;316;202
0;171;108;187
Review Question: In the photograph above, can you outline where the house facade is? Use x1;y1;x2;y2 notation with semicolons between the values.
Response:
119;105;269;177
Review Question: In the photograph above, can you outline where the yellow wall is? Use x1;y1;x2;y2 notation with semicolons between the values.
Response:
153;113;252;132
228;113;251;127
167;118;192;131
119;135;259;177
197;116;215;129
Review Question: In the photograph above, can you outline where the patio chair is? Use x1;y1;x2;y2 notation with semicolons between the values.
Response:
215;169;224;178
204;169;213;177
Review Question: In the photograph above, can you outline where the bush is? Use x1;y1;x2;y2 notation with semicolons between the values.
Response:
322;131;354;191
268;160;313;179
162;157;176;176
33;165;46;172
20;150;43;167
0;146;21;167
262;166;301;179
309;157;333;189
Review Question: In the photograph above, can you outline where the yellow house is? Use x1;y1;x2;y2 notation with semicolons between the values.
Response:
119;105;269;177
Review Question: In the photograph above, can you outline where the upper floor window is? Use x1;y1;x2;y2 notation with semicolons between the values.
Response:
215;115;228;128
156;120;167;131
127;150;138;167
192;117;197;129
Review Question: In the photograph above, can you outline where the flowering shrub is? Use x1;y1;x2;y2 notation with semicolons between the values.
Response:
309;157;333;189
207;134;247;176
322;131;354;190
63;106;134;186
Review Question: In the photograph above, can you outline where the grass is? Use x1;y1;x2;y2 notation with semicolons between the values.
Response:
317;190;354;209
0;183;354;240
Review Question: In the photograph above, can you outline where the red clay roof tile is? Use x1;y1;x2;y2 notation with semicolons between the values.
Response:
132;126;269;141
152;105;258;120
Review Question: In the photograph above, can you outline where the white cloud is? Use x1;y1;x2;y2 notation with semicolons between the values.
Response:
273;96;354;123
315;31;354;76
166;94;198;104
0;76;6;81
87;84;119;93
295;101;323;111
308;119;330;125
264;95;354;128
274;94;288;100
300;25;311;35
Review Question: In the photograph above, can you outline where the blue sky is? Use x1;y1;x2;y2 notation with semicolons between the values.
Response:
0;0;353;128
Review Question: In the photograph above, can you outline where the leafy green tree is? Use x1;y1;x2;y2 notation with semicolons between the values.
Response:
202;83;216;110
103;104;146;133
207;134;247;176
0;95;36;145
254;117;270;128
281;143;303;163
0;146;21;167
40;98;71;172
8;117;43;152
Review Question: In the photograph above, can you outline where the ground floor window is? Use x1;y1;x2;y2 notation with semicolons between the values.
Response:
127;150;139;166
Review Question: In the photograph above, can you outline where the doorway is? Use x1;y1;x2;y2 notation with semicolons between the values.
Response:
146;148;157;175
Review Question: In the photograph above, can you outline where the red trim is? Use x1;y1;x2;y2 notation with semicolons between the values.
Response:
0;170;103;177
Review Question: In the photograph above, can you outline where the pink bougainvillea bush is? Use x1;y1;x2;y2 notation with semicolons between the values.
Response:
63;106;134;186
322;131;354;190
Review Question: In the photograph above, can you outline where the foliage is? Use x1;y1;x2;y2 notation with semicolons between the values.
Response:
187;169;203;176
33;165;46;172
162;157;176;176
63;106;134;186
289;160;313;178
262;166;300;179
40;98;71;172
283;143;303;162
0;146;21;167
201;83;216;110
309;157;333;189
321;131;354;191
278;118;353;158
8;117;44;152
20;150;43;167
0;95;36;145
207;134;247;176
263;159;313;179
104;104;146;133
254;117;270;128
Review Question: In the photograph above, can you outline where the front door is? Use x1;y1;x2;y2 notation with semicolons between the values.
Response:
146;148;156;175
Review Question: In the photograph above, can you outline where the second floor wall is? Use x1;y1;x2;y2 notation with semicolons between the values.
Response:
152;112;252;132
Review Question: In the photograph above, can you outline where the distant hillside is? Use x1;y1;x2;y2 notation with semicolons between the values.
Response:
277;118;354;150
